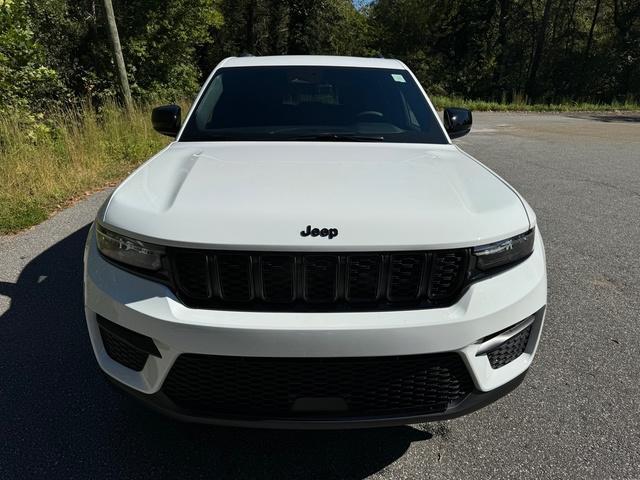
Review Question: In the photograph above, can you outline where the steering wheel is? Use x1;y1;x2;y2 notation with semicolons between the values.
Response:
356;111;384;121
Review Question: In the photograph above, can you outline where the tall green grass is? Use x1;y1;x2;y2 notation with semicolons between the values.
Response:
431;95;640;112
0;100;169;234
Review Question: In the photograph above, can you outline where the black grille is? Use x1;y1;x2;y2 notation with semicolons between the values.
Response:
100;328;148;371
170;249;468;311
487;325;532;369
217;254;253;301
162;353;473;418
304;255;338;303
388;254;425;301
429;251;468;299
347;255;381;302
260;255;295;302
172;252;210;299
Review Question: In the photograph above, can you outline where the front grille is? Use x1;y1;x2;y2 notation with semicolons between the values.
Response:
429;251;468;299
303;255;338;302
99;327;148;371
162;353;473;419
169;249;468;311
487;325;532;369
261;255;295;302
388;254;425;301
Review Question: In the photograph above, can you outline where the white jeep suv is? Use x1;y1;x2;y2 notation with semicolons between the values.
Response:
84;55;547;428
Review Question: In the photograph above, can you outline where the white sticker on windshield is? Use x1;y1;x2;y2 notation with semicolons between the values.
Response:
391;73;406;83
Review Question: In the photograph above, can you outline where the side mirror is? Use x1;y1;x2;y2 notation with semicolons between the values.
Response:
152;104;181;137
443;107;472;139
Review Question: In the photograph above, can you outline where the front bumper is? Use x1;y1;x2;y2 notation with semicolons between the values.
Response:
84;226;547;427
106;368;529;429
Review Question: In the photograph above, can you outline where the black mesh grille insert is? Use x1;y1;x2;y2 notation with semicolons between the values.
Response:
487;325;532;369
217;254;253;301
260;255;295;303
388;254;425;301
303;255;338;303
429;251;467;300
173;252;210;299
100;328;148;371
162;353;473;418
169;249;469;311
346;255;380;302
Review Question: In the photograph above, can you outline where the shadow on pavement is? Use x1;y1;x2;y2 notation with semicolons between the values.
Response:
566;113;640;123
0;225;432;479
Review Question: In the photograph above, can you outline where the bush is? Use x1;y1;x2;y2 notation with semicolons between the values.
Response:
0;0;68;116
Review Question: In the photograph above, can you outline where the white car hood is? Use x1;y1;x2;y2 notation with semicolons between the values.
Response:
102;142;530;251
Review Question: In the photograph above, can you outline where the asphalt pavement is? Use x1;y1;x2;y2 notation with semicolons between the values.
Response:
1;112;639;479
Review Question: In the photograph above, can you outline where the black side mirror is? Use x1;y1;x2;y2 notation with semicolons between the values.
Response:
444;107;472;139
152;104;181;137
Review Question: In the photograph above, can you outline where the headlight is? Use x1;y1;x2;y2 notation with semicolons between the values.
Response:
473;229;534;271
96;224;165;271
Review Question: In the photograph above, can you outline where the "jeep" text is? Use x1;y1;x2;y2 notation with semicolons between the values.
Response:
300;225;339;240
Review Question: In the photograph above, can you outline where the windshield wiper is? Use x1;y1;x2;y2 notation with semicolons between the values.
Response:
284;133;385;142
183;132;386;142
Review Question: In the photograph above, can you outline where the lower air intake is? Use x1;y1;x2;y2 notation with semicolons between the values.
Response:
97;315;160;371
162;353;473;419
99;328;148;371
487;325;532;369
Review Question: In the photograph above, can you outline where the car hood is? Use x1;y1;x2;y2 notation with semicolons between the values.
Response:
102;142;530;250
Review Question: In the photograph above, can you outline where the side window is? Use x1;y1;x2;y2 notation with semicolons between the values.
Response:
195;75;224;129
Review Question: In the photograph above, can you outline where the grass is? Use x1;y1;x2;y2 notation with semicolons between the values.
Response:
431;95;640;112
0;100;169;234
1;95;638;235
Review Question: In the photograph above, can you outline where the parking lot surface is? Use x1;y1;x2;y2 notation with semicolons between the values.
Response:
1;112;639;479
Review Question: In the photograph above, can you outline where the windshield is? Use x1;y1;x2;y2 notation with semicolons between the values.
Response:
179;66;448;144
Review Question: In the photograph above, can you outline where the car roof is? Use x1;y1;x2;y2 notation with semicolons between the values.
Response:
219;55;406;70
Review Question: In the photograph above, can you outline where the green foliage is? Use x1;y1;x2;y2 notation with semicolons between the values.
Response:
431;95;640;112
0;100;168;233
3;0;640;111
208;0;367;62
21;0;223;103
119;0;223;99
367;0;640;103
0;0;67;116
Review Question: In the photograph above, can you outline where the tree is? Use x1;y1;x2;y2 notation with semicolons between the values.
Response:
612;0;640;98
525;0;554;100
3;0;640;110
0;0;66;115
584;0;602;60
103;0;132;108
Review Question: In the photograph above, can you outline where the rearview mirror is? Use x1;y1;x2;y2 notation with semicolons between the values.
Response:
152;104;181;137
444;107;472;139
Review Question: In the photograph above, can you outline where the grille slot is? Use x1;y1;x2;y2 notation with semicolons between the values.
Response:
303;255;339;303
168;249;469;311
388;254;426;301
429;251;467;300
173;251;211;299
346;255;381;302
487;325;532;369
162;353;473;418
260;255;295;303
217;254;253;302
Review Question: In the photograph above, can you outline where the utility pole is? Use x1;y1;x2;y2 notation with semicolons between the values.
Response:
103;0;132;110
